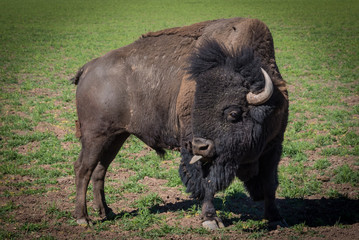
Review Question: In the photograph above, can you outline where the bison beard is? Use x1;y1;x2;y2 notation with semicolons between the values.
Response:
180;148;238;200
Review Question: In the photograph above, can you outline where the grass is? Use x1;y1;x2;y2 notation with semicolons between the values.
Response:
131;193;164;209
46;202;72;220
1;0;358;239
333;164;359;186
20;222;49;233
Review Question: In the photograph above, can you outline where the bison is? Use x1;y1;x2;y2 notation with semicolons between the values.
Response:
71;18;289;230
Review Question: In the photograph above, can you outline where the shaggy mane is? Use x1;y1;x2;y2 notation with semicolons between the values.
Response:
187;39;264;91
187;40;229;78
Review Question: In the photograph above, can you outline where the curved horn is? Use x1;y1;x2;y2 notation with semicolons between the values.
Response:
246;68;273;105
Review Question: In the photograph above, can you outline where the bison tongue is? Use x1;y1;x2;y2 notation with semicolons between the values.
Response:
189;155;203;164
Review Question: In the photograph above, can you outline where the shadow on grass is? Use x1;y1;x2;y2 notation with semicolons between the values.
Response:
277;197;359;227
100;193;358;228
148;192;359;228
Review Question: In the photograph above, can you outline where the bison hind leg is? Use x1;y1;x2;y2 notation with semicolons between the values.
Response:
153;147;166;158
91;132;130;219
74;131;129;225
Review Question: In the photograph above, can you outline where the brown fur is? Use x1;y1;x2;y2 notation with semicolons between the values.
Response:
141;20;215;39
75;120;81;138
142;18;287;124
71;18;288;228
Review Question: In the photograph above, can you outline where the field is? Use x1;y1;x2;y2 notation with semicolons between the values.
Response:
1;0;358;239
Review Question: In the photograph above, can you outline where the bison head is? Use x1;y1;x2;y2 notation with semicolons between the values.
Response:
186;40;275;171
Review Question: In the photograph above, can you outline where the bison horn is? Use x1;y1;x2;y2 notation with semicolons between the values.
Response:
246;68;273;105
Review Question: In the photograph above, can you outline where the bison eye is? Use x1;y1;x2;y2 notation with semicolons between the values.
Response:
224;107;242;123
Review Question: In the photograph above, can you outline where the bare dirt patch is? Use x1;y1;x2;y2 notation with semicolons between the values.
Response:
35;122;70;139
1;165;359;239
342;95;359;107
16;141;40;155
26;88;60;98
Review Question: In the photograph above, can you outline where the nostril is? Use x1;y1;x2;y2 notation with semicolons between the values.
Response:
199;145;209;151
192;137;215;158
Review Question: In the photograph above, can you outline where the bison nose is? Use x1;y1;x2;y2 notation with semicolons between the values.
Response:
192;138;215;158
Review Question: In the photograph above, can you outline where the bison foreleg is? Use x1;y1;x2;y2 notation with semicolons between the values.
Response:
200;188;225;230
179;149;227;230
244;143;288;229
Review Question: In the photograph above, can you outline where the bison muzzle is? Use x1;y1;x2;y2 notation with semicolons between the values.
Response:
71;18;289;230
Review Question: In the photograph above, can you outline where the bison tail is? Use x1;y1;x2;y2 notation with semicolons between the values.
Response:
70;67;84;85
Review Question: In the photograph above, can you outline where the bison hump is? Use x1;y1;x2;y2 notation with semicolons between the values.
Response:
140;20;215;40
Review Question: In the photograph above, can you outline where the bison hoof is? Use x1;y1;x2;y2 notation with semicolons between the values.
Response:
202;218;225;230
268;219;288;230
104;209;117;221
76;218;93;227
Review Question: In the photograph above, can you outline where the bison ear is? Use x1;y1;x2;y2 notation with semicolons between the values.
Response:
187;39;229;79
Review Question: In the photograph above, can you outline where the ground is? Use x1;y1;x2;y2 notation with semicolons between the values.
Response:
0;139;358;239
1;0;358;239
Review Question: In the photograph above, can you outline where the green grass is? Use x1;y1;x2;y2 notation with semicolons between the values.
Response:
131;193;164;209
1;0;358;239
46;202;72;220
21;222;49;233
333;164;359;186
313;158;331;170
0;201;18;223
279;162;322;198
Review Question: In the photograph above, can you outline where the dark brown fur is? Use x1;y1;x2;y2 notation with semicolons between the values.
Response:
71;18;288;228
